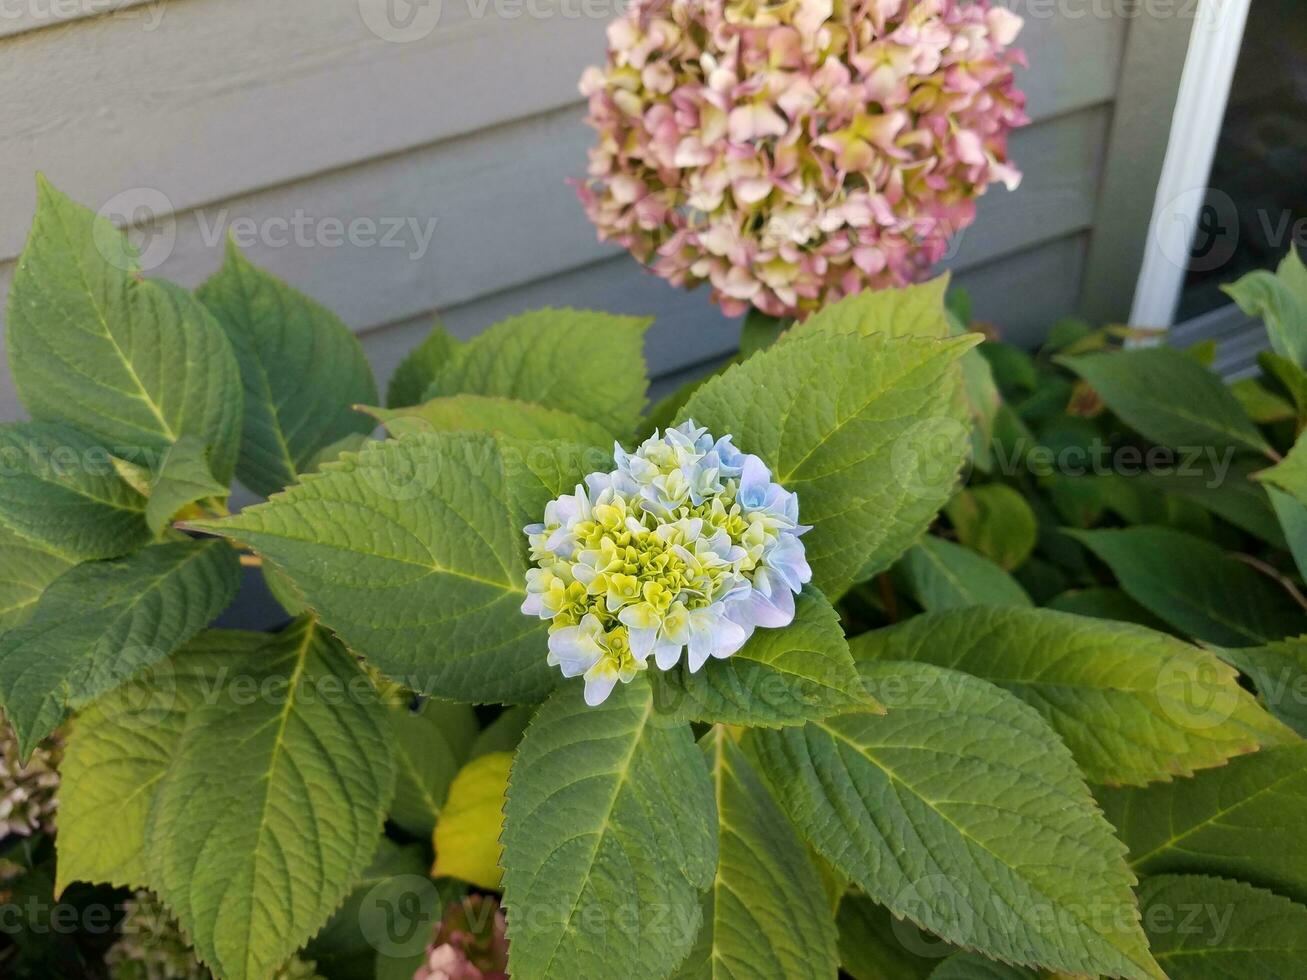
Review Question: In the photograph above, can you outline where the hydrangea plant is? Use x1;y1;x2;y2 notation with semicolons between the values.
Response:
2;181;1307;980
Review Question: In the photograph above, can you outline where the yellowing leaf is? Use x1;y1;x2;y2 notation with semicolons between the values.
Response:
434;751;512;890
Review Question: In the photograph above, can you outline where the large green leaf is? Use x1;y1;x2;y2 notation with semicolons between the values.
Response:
673;729;838;980
651;589;873;727
7;177;242;483
197;242;378;497
794;277;999;472
891;537;1032;611
144;618;396;980
850;607;1293;786
55;630;269;894
387;699;478;836
0;531;77;632
1137;874;1307;978
1224;248;1307;366
0;421;149;559
1097;743;1307;904
427;308;650;435
0;539;239;755
1218;635;1307;736
943;484;1037;571
386;321;459;409
187;434;594;703
360;394;614;446
748;661;1162;979
678;329;977;597
1070;526;1303;647
501;679;716;980
1058;347;1272;458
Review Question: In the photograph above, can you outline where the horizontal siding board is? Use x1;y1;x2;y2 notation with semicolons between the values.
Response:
0;99;1108;337
0;4;1121;262
360;232;1091;399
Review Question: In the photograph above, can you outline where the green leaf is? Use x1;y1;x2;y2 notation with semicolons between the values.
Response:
796;277;952;340
1261;350;1307;421
427;308;650;435
892;537;1032;611
928;954;1036;979
651;589;873;727
1232;376;1297;424
1097;743;1307;904
0;539;239;755
678;329;977;597
387;699;478;836
144;618;396;980
359;394;614;446
748;661;1163;979
1058;347;1272;458
1134;455;1286;548
1070;526;1304;647
0;531;77;632
836;894;947;980
850;606;1294;786
55;629;269;893
794;277;997;470
1255;431;1307;507
1215;635;1307;737
433;751;511;890
197;241;378;497
0;421;150;560
1224;247;1307;366
1138;874;1307;978
8;177;242;483
943;484;1037;571
187;434;593;703
387;321;460;409
673;728;838;980
1045;587;1169;631
144;436;229;535
1269;486;1307;582
501;679;716;980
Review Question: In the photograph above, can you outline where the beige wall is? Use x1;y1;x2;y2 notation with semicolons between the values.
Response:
0;0;1144;418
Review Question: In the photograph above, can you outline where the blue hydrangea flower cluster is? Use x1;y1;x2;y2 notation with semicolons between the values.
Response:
522;420;811;705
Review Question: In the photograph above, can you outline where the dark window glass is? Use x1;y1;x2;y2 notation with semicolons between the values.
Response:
1179;0;1307;320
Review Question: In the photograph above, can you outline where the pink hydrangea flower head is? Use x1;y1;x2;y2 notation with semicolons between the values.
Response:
577;0;1027;319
